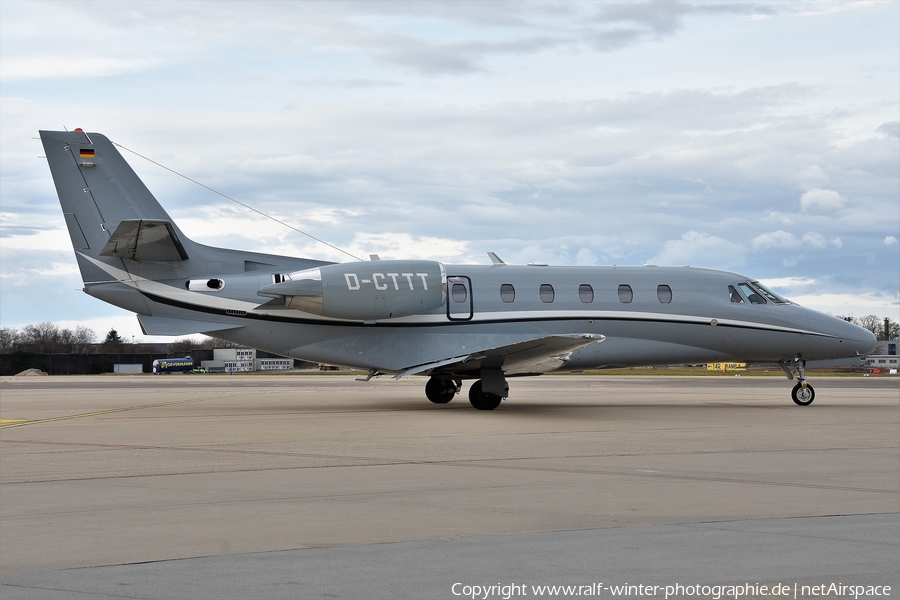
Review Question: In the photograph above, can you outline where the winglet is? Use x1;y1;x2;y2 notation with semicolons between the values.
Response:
487;252;506;265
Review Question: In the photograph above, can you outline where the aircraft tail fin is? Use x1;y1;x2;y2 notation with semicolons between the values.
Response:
40;129;327;327
40;129;193;284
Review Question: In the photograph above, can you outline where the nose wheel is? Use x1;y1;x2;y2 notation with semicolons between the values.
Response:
791;382;815;406
780;359;815;406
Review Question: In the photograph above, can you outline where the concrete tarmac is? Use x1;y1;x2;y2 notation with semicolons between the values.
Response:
0;374;897;599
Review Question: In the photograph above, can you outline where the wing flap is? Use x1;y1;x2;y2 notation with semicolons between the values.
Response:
394;333;603;379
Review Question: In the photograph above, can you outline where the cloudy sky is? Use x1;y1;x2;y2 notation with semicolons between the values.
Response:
1;0;898;342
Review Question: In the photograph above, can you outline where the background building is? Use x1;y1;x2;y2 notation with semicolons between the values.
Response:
201;348;256;373
255;357;293;371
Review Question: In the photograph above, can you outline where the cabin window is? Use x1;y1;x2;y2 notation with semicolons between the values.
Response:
500;283;516;303
452;283;468;302
728;285;744;304
579;284;594;303
738;282;766;304
617;284;633;303
540;284;555;303
657;284;672;304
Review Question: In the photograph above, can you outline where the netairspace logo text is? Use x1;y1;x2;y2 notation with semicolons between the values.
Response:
450;582;893;599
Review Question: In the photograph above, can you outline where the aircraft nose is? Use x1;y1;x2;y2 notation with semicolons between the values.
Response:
858;327;877;355
806;310;878;359
840;320;877;356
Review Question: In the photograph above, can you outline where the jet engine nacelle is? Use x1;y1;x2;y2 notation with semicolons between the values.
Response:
258;260;446;321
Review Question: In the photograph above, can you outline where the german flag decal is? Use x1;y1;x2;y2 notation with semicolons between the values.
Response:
79;149;95;158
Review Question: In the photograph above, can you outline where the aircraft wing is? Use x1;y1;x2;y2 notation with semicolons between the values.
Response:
393;333;603;379
100;219;188;261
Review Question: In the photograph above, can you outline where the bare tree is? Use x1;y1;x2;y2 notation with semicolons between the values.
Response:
885;319;899;340
204;336;241;349
73;326;96;353
169;338;200;354
0;327;19;353
57;327;76;348
1;324;98;353
21;322;61;353
857;315;883;338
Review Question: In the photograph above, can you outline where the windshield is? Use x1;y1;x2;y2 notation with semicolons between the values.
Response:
750;281;790;304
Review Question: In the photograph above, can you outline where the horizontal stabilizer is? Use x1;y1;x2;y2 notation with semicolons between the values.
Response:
101;219;188;261
138;314;241;336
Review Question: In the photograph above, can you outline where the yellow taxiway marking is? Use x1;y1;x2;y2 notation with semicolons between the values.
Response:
0;393;243;429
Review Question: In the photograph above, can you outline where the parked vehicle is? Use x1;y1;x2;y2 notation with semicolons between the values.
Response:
152;357;194;374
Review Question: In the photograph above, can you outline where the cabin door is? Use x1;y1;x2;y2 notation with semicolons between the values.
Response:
447;276;473;321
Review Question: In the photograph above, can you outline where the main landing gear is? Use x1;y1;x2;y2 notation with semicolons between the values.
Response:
780;359;815;406
425;377;461;404
467;380;503;411
424;371;508;410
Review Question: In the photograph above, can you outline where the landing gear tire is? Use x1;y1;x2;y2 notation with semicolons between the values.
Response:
791;383;815;406
468;380;502;411
425;377;457;404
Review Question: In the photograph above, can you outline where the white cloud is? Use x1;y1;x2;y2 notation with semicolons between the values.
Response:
348;233;471;262
885;236;899;246
800;188;846;211
0;225;72;252
751;230;843;250
0;56;164;82
575;247;598;265
647;232;746;269
796;165;828;188
30;263;79;277
787;292;900;321
760;276;817;289
751;230;795;250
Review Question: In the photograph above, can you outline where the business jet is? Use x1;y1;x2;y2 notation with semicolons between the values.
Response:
39;130;876;409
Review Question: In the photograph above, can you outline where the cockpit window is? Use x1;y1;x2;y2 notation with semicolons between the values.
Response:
750;281;789;304
738;283;766;304
728;285;744;304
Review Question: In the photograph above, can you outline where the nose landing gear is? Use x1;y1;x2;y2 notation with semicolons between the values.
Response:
780;359;815;406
